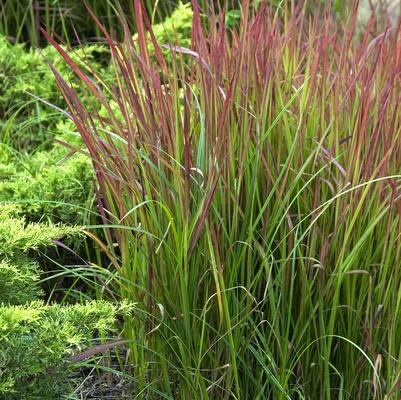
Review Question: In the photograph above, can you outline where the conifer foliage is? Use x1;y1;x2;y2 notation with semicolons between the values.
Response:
0;205;123;398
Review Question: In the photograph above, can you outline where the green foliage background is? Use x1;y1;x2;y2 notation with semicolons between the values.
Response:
3;0;399;398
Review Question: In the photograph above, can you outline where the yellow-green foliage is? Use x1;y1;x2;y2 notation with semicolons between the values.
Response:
0;205;80;256
133;2;193;63
0;37;97;225
0;36;110;150
151;2;192;47
0;301;125;399
0;204;79;304
0;258;43;304
0;204;127;398
0;137;93;224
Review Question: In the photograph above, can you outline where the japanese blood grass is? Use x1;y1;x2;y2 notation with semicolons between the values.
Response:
46;1;401;398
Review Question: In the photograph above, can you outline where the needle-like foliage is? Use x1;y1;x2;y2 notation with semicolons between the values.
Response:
0;205;128;398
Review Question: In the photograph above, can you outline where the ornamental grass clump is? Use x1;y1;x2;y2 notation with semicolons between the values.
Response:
47;1;401;398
